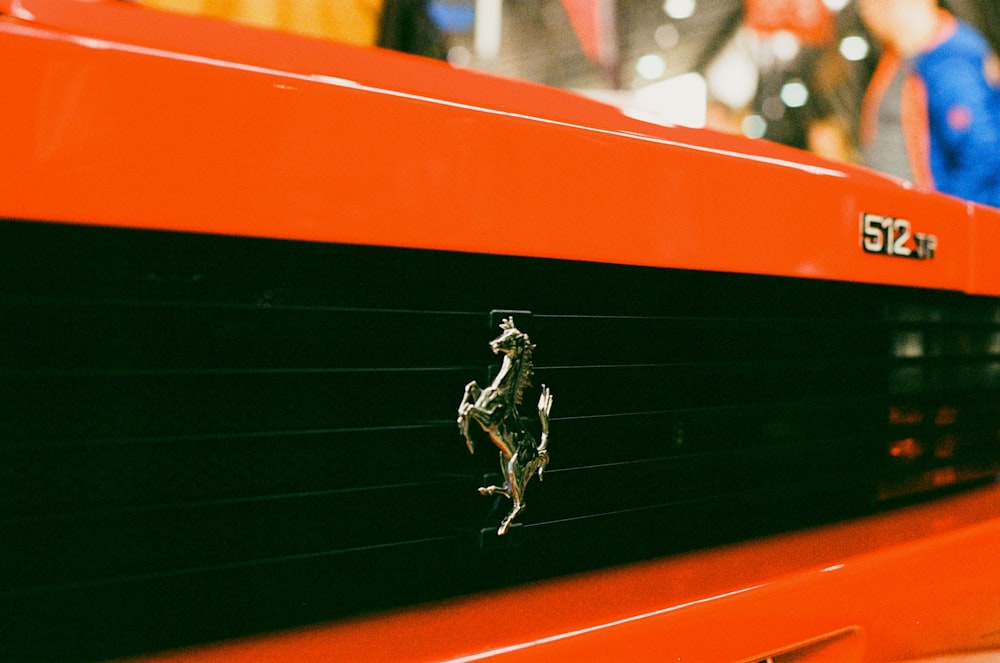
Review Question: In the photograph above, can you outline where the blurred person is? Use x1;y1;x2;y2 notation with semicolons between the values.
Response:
808;115;855;163
806;48;858;163
859;0;1000;208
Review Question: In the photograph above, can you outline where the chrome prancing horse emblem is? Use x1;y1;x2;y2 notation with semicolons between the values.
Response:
458;318;552;535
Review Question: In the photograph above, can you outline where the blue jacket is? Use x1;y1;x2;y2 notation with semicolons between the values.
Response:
912;19;1000;208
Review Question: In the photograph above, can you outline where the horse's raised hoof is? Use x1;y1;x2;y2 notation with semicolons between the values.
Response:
479;485;510;498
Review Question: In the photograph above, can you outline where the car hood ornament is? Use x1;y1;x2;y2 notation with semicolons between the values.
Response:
458;317;553;535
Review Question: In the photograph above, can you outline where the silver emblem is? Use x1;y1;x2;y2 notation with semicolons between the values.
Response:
458;317;553;535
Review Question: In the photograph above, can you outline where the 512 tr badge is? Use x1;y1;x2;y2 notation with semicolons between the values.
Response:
861;213;937;260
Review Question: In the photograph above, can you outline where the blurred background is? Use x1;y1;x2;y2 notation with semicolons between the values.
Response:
138;0;1000;163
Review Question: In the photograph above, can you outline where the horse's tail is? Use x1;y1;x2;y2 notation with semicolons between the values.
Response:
536;385;552;479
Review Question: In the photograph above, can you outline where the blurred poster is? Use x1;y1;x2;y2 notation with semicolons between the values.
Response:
560;0;618;67
743;0;833;44
139;0;385;45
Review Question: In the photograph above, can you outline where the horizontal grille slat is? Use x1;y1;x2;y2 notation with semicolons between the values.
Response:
1;424;467;517
536;359;884;416
1;300;486;371
2;368;470;441
516;471;878;545
532;314;884;366
3;480;477;592
545;397;885;467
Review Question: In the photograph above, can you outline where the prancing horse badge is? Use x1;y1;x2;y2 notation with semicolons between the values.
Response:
457;317;553;536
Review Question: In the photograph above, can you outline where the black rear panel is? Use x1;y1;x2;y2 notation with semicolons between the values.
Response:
2;219;998;661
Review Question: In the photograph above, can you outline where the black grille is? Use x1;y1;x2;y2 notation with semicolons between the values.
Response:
1;219;998;661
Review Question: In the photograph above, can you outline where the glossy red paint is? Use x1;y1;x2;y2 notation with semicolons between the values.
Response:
0;0;994;295
119;483;1000;663
968;203;1000;295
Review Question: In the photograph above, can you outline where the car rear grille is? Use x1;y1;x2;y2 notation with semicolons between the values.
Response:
2;219;998;661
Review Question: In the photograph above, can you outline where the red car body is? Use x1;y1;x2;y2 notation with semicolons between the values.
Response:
2;2;1000;661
